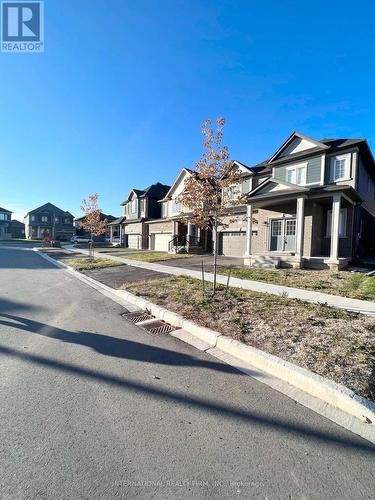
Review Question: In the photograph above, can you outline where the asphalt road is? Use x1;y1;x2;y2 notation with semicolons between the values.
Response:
0;246;374;499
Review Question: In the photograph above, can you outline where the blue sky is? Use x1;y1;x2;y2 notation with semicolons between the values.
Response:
1;0;374;221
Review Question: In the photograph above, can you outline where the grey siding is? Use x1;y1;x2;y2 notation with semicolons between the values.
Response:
306;156;321;184
357;157;375;217
274;156;321;184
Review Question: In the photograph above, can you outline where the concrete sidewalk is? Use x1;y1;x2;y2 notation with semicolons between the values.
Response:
63;245;375;316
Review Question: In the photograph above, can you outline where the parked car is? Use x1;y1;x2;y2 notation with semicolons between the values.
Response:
70;236;93;244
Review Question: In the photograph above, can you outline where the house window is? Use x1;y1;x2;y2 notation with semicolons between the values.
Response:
131;198;137;214
285;219;296;236
172;199;181;214
55;217;60;223
161;203;168;218
326;208;347;237
286;163;307;185
330;154;350;182
140;199;145;214
226;185;241;200
64;218;70;224
271;220;282;236
31;215;36;222
0;213;6;221
334;159;346;180
41;216;48;222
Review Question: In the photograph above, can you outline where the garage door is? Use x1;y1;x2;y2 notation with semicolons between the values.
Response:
127;234;140;249
219;232;247;257
153;233;172;252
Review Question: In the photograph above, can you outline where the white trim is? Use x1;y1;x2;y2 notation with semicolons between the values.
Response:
268;132;328;163
329;153;351;183
320;154;326;186
285;162;308;185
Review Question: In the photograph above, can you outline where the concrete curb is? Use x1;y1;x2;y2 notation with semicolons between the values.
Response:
35;249;375;443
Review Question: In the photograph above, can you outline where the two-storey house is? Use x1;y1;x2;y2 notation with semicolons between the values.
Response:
0;207;12;240
120;182;170;249
239;132;375;269
147;169;213;253
74;212;116;241
25;202;75;241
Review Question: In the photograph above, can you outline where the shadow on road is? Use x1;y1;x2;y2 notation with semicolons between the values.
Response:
0;312;243;375
0;342;374;455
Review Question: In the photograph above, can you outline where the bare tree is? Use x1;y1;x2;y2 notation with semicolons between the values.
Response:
178;118;242;295
80;193;108;258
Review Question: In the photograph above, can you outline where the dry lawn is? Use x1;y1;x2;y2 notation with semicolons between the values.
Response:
121;276;375;401
219;267;375;301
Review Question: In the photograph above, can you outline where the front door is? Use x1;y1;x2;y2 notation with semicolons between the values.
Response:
270;218;296;252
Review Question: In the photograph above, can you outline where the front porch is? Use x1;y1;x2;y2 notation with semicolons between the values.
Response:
244;188;359;270
167;219;211;254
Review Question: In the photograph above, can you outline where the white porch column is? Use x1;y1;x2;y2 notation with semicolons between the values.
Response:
329;194;341;263
119;225;123;246
110;225;113;243
187;222;192;252
170;220;178;253
295;197;305;262
245;204;253;256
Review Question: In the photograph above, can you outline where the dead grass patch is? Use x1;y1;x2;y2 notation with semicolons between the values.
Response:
219;267;375;301
121;276;375;401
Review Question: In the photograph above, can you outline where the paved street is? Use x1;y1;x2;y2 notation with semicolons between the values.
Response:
0;246;374;499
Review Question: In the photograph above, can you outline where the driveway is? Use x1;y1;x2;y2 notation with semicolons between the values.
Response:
0;246;374;499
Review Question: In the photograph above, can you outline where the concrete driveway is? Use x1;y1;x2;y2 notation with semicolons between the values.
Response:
0;246;374;499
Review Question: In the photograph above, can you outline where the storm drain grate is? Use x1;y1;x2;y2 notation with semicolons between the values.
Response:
124;311;154;323
141;320;176;335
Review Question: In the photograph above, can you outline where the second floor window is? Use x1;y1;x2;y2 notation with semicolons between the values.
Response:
334;159;346;180
225;185;241;201
172;199;181;214
31;215;36;221
64;218;70;224
0;213;8;221
41;216;48;222
131;199;137;214
330;154;349;182
286;164;306;185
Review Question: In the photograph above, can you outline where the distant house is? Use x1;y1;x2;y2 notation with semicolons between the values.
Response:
74;212;116;241
11;220;25;239
118;182;171;249
24;203;75;241
0;207;12;240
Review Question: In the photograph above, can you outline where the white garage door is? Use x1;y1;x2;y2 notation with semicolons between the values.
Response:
127;234;140;249
220;232;247;257
153;233;172;252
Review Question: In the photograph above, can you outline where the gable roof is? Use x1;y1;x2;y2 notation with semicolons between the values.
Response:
160;168;193;201
75;212;116;222
11;219;24;227
247;177;309;199
0;206;12;213
268;131;329;163
250;132;370;172
25;202;74;218
121;182;171;205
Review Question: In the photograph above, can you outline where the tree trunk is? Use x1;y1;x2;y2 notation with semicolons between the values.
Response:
90;232;94;259
212;218;218;295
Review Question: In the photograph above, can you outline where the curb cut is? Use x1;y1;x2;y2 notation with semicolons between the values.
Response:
35;249;375;444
